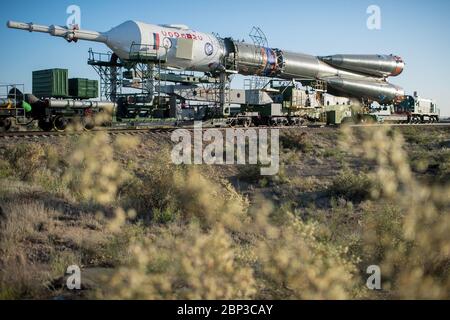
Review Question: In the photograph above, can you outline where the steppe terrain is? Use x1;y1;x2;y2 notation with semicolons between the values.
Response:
0;126;449;299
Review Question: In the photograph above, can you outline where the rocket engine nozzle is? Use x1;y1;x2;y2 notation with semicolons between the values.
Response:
7;20;107;43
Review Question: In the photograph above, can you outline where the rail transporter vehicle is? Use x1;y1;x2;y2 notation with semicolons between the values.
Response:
0;20;440;132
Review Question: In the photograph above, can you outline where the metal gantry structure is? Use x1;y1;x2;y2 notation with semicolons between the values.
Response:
88;49;124;101
247;26;270;90
88;42;233;118
0;84;28;125
127;42;169;105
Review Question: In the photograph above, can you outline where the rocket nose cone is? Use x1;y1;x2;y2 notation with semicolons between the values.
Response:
391;56;405;76
103;20;143;60
392;62;405;76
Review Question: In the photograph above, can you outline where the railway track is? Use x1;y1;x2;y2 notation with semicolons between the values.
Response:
0;128;177;140
349;122;450;128
0;122;448;142
0;124;329;141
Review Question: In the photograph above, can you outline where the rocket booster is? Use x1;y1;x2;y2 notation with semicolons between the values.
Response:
319;54;405;78
7;20;405;103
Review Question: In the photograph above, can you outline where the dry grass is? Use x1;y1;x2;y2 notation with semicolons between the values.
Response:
0;126;448;300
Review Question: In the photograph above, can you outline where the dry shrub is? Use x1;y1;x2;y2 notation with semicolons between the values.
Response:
1;121;447;300
0;143;68;195
99;126;446;300
359;202;405;268
329;170;373;202
119;149;182;222
2;143;63;181
0;158;13;179
280;131;313;153
341;126;450;299
3;143;45;180
0;199;139;298
173;169;250;230
121;150;250;229
289;176;321;193
49;250;82;278
0;201;58;258
99;174;359;300
249;202;358;300
237;164;262;183
100;224;256;300
0;201;59;299
63;132;138;205
0;250;46;299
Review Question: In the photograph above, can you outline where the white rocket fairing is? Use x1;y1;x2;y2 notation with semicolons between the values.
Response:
7;20;405;103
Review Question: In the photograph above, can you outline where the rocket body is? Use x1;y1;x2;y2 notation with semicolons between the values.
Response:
103;21;225;72
7;20;405;104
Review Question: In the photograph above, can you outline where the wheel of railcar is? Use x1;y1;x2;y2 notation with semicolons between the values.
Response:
271;119;278;127
0;118;12;132
38;119;53;132
83;116;95;131
53;116;68;132
243;118;251;128
290;118;299;126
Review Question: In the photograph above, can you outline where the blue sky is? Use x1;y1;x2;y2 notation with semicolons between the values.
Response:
1;0;449;115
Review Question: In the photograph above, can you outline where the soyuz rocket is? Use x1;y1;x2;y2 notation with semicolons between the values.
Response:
7;20;405;104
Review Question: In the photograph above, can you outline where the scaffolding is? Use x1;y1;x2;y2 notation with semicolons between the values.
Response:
247;26;270;90
88;42;232;118
126;43;167;106
0;84;28;125
88;49;124;101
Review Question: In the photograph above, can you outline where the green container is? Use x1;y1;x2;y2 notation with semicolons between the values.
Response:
69;78;99;99
32;69;68;98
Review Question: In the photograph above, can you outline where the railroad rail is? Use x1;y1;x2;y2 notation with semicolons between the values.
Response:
0;125;329;141
0;122;448;142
